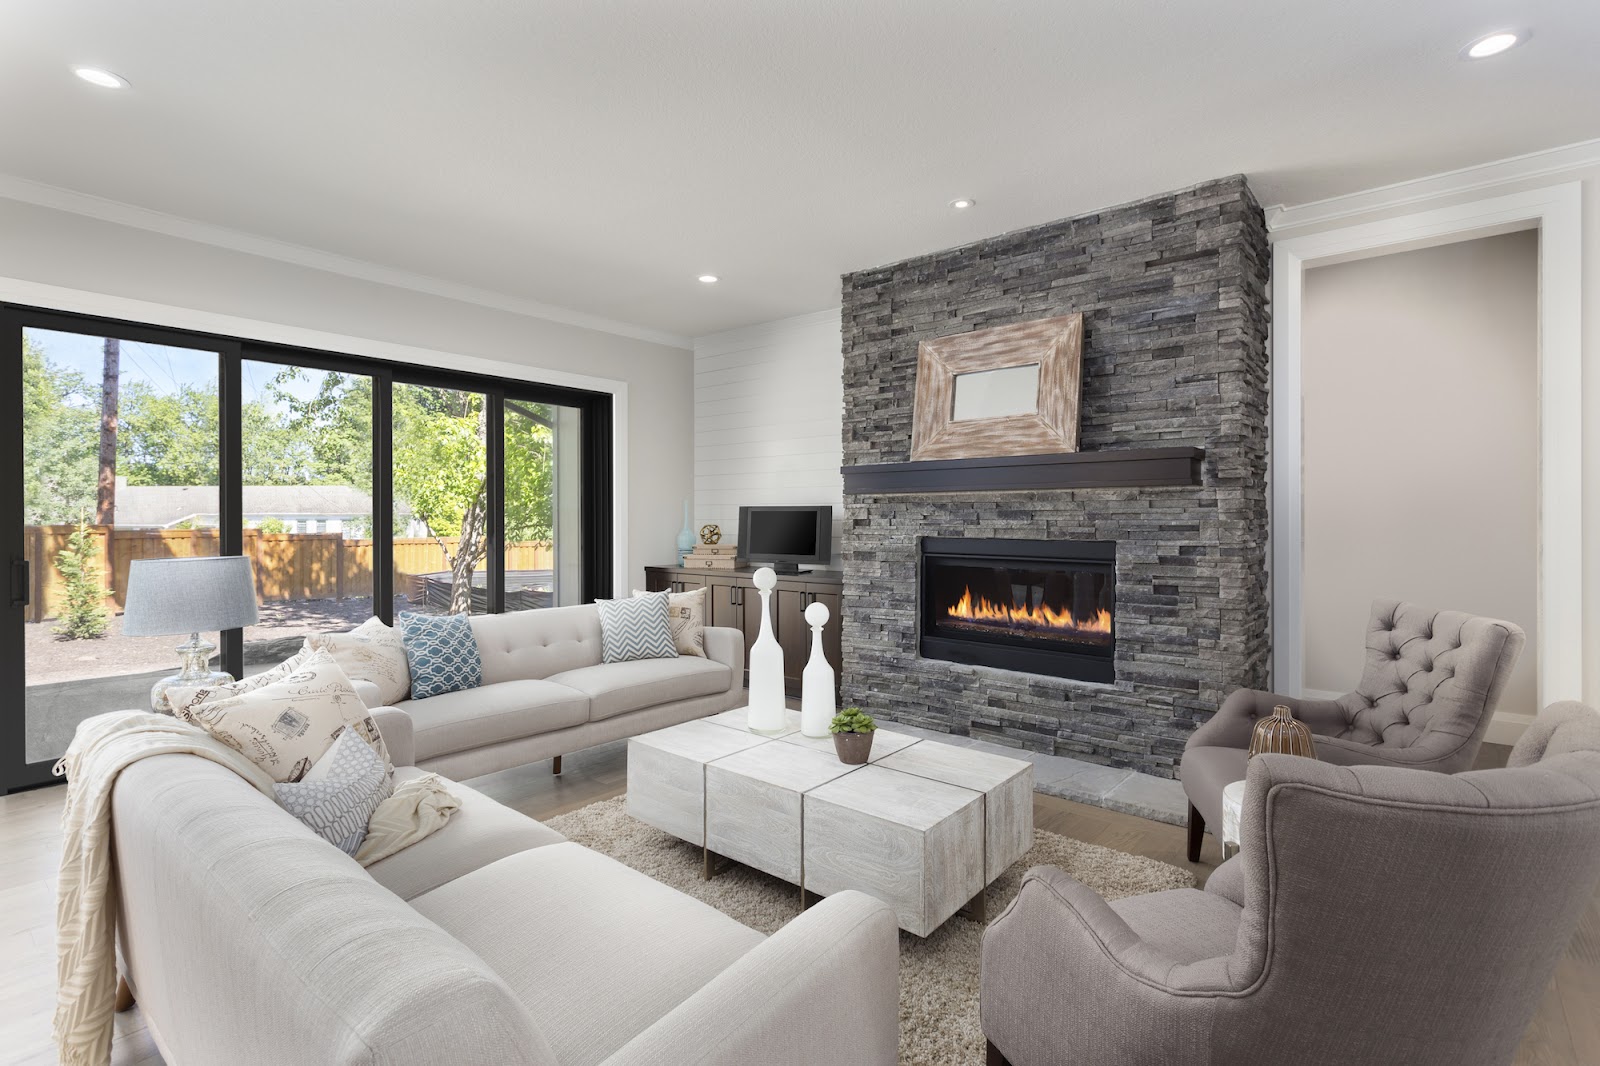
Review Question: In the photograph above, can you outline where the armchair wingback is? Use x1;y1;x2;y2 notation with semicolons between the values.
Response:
982;702;1600;1066
1182;598;1524;858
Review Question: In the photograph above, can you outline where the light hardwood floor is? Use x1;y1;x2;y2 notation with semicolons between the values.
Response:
3;740;1594;1065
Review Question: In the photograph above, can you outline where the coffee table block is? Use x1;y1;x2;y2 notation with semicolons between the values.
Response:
705;706;803;737
777;727;921;762
804;765;984;936
877;742;1034;881
627;720;767;845
705;742;858;883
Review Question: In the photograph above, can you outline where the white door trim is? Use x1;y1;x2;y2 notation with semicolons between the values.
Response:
0;274;632;597
1269;182;1584;715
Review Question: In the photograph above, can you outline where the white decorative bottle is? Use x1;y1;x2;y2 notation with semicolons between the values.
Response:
746;567;788;734
800;600;836;738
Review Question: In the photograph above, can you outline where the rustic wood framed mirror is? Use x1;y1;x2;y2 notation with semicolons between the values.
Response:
909;313;1083;461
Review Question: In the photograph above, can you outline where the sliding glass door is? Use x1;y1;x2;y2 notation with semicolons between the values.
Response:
12;321;226;775
3;306;612;793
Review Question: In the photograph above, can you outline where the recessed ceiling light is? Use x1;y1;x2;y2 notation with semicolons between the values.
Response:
73;66;128;89
948;198;976;210
697;274;719;284
1461;31;1524;59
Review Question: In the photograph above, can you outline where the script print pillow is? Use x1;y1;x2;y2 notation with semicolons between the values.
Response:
306;615;412;705
168;651;391;783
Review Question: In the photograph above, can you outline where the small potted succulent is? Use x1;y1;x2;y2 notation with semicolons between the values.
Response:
830;707;877;764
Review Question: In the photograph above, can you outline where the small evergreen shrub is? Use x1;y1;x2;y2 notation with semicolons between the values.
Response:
53;515;109;640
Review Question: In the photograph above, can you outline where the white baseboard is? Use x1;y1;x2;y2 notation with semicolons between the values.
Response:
1485;712;1534;748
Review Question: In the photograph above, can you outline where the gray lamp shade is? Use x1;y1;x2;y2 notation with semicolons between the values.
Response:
122;556;260;637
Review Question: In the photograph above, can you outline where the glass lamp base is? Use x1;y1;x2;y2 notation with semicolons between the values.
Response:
149;633;236;714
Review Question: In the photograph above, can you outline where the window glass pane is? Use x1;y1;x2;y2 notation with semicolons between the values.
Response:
239;361;375;672
392;384;488;615
504;399;583;609
22;328;220;762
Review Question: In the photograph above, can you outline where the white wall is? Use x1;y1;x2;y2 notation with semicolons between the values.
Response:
1269;144;1600;721
1301;232;1539;715
0;196;694;592
692;308;844;563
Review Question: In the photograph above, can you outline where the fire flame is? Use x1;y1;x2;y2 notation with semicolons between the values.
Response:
946;586;1112;635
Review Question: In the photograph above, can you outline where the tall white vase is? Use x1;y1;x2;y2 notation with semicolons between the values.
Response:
799;600;836;737
746;567;788;734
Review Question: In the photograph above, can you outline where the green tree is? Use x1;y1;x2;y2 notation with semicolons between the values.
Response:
53;515;110;640
21;339;99;524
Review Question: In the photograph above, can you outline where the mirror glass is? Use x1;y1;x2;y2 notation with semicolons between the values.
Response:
951;363;1040;421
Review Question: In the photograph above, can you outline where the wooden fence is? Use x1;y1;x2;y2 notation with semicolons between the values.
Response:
20;525;553;623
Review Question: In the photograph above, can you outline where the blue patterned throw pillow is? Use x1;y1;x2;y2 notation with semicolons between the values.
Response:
596;592;680;664
398;612;483;700
274;726;393;855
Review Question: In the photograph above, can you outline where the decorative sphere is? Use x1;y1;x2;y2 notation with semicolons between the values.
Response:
699;523;721;545
752;566;777;591
804;601;830;627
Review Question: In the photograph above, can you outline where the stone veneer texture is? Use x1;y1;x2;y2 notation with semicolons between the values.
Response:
840;175;1270;777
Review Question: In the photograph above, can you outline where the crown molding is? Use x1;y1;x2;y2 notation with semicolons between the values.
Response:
0;173;693;350
1265;137;1600;234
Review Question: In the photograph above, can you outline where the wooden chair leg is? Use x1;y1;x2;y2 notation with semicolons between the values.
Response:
986;1040;1011;1066
114;975;135;1013
551;755;562;776
1187;802;1205;863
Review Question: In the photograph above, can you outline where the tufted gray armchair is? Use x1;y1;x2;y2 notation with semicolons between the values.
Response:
982;702;1600;1066
1182;599;1525;861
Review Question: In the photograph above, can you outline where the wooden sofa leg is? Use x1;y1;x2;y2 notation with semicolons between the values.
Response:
1187;803;1205;863
552;755;562;776
115;975;135;1013
986;1040;1011;1066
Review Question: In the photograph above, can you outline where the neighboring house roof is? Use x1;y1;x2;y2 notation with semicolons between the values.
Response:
111;476;406;527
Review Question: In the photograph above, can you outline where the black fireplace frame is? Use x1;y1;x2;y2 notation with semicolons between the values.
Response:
919;537;1116;684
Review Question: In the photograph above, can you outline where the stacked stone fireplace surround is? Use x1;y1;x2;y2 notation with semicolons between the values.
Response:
840;176;1271;779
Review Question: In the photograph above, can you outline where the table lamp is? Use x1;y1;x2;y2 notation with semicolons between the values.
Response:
122;556;260;713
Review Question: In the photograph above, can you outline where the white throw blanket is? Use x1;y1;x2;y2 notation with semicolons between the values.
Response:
53;711;458;1066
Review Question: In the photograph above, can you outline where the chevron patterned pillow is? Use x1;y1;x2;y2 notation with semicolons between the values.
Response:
398;611;483;700
596;591;680;663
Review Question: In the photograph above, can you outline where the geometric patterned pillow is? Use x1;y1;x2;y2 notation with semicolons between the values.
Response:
273;726;394;855
397;612;483;700
596;592;680;664
632;586;706;658
306;615;412;705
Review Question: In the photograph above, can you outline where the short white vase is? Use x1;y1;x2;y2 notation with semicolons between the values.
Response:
799;601;836;738
746;567;788;734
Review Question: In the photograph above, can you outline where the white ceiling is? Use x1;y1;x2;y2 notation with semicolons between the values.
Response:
2;1;1597;342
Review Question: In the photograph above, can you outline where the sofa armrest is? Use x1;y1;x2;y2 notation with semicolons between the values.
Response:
372;706;415;767
702;626;745;692
349;677;384;710
1189;689;1345;751
604;891;898;1066
981;866;1226;1065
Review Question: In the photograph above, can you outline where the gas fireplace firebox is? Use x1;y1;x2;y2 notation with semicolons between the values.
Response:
920;538;1115;683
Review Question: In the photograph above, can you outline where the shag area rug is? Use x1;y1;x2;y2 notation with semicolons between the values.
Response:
546;796;1195;1066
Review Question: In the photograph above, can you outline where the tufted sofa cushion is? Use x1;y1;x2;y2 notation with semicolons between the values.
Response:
469;604;605;684
1330;599;1524;753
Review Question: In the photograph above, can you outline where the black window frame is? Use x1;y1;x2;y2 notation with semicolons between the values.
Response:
2;304;613;793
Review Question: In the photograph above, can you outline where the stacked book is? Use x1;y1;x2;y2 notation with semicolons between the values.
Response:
682;543;741;570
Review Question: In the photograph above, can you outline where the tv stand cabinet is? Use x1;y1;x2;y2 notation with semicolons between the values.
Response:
644;565;843;698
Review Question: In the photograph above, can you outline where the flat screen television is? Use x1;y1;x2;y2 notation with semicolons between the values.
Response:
738;505;833;574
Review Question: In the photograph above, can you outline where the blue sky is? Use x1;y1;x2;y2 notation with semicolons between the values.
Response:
27;327;329;407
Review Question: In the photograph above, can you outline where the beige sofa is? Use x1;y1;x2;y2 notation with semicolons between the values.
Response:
110;710;900;1066
354;604;745;781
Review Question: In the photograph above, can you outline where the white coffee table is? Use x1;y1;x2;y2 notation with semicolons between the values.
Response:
627;708;1034;936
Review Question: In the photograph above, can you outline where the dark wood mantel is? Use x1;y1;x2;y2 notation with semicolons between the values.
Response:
841;447;1204;495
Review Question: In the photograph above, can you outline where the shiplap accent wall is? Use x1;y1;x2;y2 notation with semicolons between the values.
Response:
693;307;845;563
